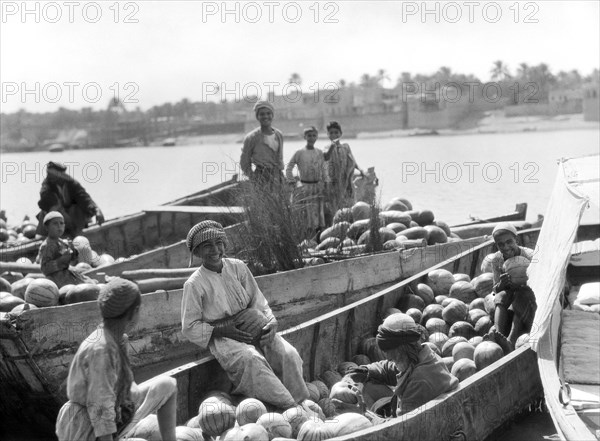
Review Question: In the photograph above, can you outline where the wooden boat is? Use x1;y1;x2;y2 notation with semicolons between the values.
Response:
0;229;541;438
0;176;244;263
533;154;600;440
153;228;543;440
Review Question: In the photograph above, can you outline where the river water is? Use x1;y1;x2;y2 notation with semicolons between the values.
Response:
2;129;598;226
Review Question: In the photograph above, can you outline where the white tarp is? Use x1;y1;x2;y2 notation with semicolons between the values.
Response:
529;154;599;351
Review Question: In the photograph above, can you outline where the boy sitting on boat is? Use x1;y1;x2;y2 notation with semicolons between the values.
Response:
37;211;96;289
181;221;310;409
285;126;329;238
333;313;459;418
489;223;537;346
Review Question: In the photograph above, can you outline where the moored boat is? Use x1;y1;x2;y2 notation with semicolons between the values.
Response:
0;228;541;438
532;154;600;440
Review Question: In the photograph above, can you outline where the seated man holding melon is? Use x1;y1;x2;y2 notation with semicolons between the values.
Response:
489;223;537;346
332;313;459;418
181;221;310;409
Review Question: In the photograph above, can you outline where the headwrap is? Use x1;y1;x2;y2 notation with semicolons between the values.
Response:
47;161;67;172
376;313;421;351
326;121;343;133
98;278;141;319
492;222;518;238
43;211;64;225
303;126;318;135
253;100;275;115
186;220;227;267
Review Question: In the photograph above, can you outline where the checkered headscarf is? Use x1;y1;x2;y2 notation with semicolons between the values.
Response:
186;220;227;267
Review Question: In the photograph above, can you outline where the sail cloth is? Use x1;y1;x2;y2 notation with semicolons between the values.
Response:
529;155;599;351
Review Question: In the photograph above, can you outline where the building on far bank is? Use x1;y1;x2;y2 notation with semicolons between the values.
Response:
548;88;583;115
583;83;600;122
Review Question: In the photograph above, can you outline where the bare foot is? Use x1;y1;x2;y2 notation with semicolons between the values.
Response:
483;329;514;354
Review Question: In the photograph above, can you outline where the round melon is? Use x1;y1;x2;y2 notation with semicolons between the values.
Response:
300;399;326;422
451;358;477;382
351;202;371;221
515;333;531;349
198;400;236;437
441;356;454;372
58;284;74;305
484;293;496;315
394;197;413;210
425;317;449;335
234;308;270;342
310;380;329;400
306;382;321;402
319;222;351;243
442;300;468;325
383;239;402;250
469;336;484;347
441;297;455;307
329;381;358;404
22;225;37;239
383;200;409;212
65;283;100;305
435;295;448;305
256;412;293;439
341;238;355;248
503;256;530;286
0;292;25;312
282;407;310;438
452;342;476;361
386;222;407;234
224;423;269;441
414;283;435;306
351;354;371;366
405;308;422;324
10;277;34;300
472;273;494;298
449;321;476;340
24;279;59;307
9;303;38;318
324;412;371;437
379;211;411;227
469;298;486;312
449;281;478;304
333;208;353;224
429;332;450;352
96;253;115;267
425;225;448;245
474;341;504;370
175;426;204;441
415;210;435;226
421;303;444;324
433;220;452;237
319;370;343;389
468;309;488;326
337;361;359;377
186;415;202;429
442;336;468;357
480;254;495;273
453;273;470;283
0;277;12;293
317;398;336;418
401;226;428;240
346;219;371;241
384;307;402;319
316;237;341;251
202;390;233;406
75;262;93;272
128;414;162;441
398;294;425;312
236;398;267;426
427;269;455;296
475;316;493;335
297;421;333;441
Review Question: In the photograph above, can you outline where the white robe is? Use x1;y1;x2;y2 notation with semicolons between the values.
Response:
181;258;309;408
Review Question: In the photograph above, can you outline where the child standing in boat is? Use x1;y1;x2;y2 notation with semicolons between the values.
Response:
285;126;329;237
37;211;95;289
489;223;537;346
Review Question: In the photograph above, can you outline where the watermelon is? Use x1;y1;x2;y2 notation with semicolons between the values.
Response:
316;237;341;251
515;333;531;349
319;370;343;389
423;341;442;357
474;341;504;370
306;382;321;402
469;336;484;347
474;316;493;335
503;256;530;286
256;412;293;439
383;240;403;250
310;380;330;400
0;292;25;312
427;269;455;296
433;220;452;236
400;226;428;240
414;283;435;305
329;381;358;404
467;309;488;327
442;336;468;357
383;199;409;212
452;342;475;361
472;273;494;298
469;298;486;311
484;293;496;315
351;354;371;366
346;219;371;241
442;300;469;325
451;359;477;382
448;281;478;304
386;222;407;233
424;225;448;245
351;202;371;221
480;254;495;274
0;277;12;293
25;279;59;307
415;210;435;226
198;400;236;437
297;421;333;441
224;424;269;441
282;407;310;438
65;284;101;305
453;273;471;283
317;398;336;418
405;308;422;324
333;208;353;224
421;304;444;324
397;293;425;312
10;277;34;299
425;317;449;335
175;426;203;441
236;398;267;426
441;356;454;372
128;414;161;441
429;332;449;352
324;413;371;437
319;222;350;242
379;211;411;227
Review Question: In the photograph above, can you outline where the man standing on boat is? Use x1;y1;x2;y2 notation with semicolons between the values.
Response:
240;101;284;187
35;161;105;238
181;221;310;409
489;223;536;346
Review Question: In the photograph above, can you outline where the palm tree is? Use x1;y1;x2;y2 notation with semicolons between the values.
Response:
376;68;390;87
289;73;302;85
517;63;530;81
490;60;511;81
360;73;374;87
338;79;346;87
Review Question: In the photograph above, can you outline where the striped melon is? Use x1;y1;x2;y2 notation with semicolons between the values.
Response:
310;380;329;400
256;412;292;439
474;341;504;371
235;398;267;426
451;358;477;382
24;279;59;307
306;382;321;402
297;421;334;441
198;400;236;437
282;407;310;438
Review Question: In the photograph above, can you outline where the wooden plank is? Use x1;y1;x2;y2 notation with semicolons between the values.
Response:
144;206;244;214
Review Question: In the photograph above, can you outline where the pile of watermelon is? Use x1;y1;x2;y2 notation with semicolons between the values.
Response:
0;217;37;248
309;198;461;256
129;380;374;441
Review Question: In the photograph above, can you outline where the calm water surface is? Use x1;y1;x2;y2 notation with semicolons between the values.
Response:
2;129;598;226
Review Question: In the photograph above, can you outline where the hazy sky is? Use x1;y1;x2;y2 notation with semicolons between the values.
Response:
1;1;599;113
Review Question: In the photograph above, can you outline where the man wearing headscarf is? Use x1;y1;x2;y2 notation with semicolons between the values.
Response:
339;313;458;417
489;223;536;345
181;221;309;409
36;161;105;238
240;101;284;186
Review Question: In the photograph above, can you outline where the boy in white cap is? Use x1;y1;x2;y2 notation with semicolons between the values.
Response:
489;222;536;346
240;101;284;186
181;220;310;409
37;211;95;288
56;278;178;441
